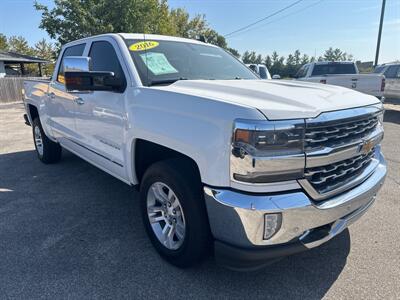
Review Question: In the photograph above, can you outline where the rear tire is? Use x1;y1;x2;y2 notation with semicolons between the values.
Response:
140;158;211;268
32;118;62;164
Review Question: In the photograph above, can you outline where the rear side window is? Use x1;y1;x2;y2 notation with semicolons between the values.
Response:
384;65;400;78
259;66;267;79
88;41;126;91
57;44;85;83
296;65;309;78
373;66;385;74
311;63;356;76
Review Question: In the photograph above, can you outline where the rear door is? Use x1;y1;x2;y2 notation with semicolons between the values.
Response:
47;43;86;140
73;38;128;180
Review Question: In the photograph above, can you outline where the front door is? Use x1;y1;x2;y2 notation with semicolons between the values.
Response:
73;39;128;180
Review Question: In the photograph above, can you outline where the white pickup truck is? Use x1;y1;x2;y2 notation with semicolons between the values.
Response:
23;34;386;271
295;61;385;100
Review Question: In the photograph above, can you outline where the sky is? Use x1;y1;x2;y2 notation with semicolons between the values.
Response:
0;0;399;63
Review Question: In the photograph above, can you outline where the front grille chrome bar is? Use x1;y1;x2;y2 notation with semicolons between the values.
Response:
301;104;384;200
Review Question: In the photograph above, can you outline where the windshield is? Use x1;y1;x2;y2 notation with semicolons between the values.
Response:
125;39;257;86
311;63;357;76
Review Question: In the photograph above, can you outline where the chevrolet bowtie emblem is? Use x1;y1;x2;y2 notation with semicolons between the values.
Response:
359;139;374;154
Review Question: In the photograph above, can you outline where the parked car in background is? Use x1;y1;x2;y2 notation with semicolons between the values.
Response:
246;63;271;79
23;34;386;271
374;62;400;99
295;61;385;100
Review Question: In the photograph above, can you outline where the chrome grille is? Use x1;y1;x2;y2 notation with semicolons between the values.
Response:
305;113;379;151
304;148;375;195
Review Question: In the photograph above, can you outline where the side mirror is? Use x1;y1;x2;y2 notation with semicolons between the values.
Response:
64;57;124;92
272;74;281;79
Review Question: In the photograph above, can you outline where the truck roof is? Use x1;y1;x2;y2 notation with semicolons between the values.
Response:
62;33;213;49
313;61;355;65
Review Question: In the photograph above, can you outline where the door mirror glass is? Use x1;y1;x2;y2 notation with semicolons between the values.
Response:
64;56;124;92
64;56;91;73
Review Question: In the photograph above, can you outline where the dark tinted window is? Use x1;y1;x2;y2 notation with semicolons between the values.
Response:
311;63;357;76
89;41;126;92
373;66;385;73
125;39;257;86
384;65;400;78
295;65;309;78
258;66;267;79
57;43;85;83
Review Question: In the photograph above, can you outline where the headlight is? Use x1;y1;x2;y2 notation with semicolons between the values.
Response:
377;110;384;126
231;119;305;184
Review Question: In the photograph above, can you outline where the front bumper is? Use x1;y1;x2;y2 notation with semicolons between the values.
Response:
204;150;386;270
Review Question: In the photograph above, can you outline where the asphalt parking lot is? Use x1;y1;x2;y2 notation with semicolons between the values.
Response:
0;102;399;299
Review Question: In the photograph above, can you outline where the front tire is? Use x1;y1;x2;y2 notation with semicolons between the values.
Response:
32;118;62;164
140;159;211;267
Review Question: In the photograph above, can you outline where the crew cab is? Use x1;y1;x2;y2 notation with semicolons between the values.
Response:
295;61;385;100
23;34;386;271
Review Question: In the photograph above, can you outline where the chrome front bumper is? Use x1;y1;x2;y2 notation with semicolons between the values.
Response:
204;150;386;249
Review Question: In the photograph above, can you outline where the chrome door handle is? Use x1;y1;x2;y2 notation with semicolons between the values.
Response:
75;97;85;105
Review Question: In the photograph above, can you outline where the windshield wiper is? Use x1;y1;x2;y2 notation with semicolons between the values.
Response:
149;77;187;86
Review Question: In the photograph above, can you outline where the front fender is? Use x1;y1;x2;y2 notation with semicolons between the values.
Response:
124;87;265;187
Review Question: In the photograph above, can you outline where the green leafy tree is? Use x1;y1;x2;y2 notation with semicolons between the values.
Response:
34;38;56;76
322;47;354;61
264;55;272;69
35;0;177;45
293;49;301;66
270;51;285;76
227;47;240;58
285;54;296;77
34;0;238;54
301;54;309;65
0;33;8;51
242;51;258;64
7;36;34;55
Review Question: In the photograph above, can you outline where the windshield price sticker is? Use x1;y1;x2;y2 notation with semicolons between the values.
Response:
129;41;159;52
140;52;178;75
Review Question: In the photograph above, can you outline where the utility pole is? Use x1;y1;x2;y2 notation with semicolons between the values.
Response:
374;0;386;66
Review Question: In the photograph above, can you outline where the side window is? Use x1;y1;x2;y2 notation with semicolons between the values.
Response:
296;65;309;78
384;66;399;79
57;44;85;83
89;41;126;91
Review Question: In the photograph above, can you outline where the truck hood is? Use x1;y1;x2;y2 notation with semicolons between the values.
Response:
157;79;381;120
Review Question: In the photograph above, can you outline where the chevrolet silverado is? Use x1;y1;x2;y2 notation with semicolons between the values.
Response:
23;34;386;271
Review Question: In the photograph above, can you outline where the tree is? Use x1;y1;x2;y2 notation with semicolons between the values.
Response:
264;55;272;69
242;51;258;64
7;36;34;55
293;49;301;66
300;54;309;65
270;51;285;76
227;47;240;58
322;47;354;61
285;54;296;77
35;0;176;45
0;33;8;51
34;38;57;75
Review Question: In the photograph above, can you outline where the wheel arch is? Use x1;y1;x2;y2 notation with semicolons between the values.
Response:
27;104;39;123
131;139;202;186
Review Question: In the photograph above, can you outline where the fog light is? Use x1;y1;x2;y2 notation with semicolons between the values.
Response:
263;213;282;240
